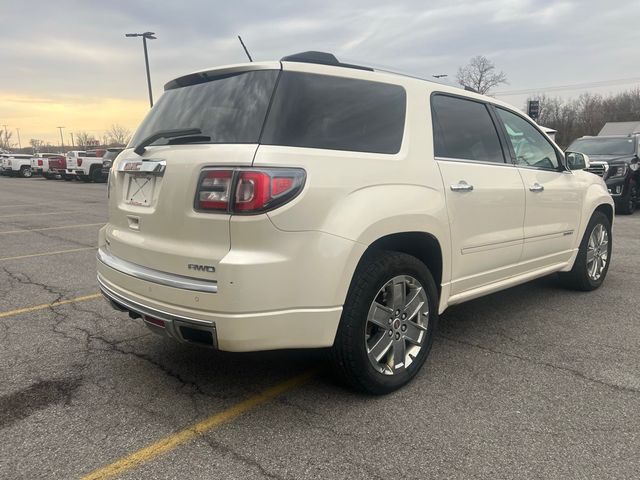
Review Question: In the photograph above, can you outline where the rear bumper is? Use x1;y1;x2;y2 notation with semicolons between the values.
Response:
97;259;343;352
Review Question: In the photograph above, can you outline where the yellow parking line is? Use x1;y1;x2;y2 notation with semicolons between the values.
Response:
0;222;104;235
0;293;102;319
0;247;96;262
81;370;316;480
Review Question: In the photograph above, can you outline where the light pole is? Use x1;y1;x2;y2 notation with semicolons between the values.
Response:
57;126;65;152
2;125;8;149
16;128;21;149
125;32;157;108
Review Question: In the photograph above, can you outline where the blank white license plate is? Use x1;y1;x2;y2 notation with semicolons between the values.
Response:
125;174;156;206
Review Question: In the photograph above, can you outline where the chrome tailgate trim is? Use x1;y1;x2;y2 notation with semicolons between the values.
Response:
97;247;218;293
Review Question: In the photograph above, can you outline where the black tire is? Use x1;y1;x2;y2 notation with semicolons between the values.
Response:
79;174;92;183
558;211;612;291
19;166;32;178
44;172;53;180
90;166;105;183
617;184;637;215
63;174;74;181
330;251;438;395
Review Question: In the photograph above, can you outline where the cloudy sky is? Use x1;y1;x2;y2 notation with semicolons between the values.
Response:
1;0;639;146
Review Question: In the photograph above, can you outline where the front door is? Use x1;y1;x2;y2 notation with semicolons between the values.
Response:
494;107;581;267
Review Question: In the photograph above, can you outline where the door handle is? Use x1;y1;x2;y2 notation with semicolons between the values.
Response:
450;181;474;192
529;183;544;192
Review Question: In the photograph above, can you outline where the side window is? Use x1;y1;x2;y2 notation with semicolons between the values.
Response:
496;108;559;170
431;94;505;163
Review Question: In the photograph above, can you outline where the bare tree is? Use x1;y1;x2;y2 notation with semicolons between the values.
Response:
74;131;97;149
533;87;640;148
0;130;15;150
29;138;44;153
456;55;508;95
106;124;132;146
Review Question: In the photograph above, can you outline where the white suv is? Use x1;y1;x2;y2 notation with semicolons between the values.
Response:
97;52;614;394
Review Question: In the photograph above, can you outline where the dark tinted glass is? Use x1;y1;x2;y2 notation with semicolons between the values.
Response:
129;70;279;146
568;137;635;156
261;72;406;154
103;150;121;160
431;95;504;163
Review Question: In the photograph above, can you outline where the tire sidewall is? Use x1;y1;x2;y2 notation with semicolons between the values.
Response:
340;252;439;394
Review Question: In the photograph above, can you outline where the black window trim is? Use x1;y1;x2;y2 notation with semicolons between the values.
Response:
489;104;567;173
430;91;511;166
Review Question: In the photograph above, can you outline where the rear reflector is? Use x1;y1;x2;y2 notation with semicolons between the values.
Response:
195;167;305;214
143;316;166;328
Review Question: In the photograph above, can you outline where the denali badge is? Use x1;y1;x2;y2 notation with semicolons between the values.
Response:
188;264;215;273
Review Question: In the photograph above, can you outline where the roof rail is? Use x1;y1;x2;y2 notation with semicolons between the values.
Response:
280;51;373;72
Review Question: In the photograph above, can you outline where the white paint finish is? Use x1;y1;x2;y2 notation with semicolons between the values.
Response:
436;159;525;294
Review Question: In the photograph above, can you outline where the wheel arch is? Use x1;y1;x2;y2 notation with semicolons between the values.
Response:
352;231;444;295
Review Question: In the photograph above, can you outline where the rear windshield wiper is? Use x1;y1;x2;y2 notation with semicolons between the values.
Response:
134;128;202;155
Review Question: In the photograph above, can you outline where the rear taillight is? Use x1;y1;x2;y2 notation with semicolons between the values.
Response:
77;158;83;166
195;168;305;214
38;159;43;166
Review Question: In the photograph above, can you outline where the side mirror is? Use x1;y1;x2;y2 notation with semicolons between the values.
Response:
565;151;590;170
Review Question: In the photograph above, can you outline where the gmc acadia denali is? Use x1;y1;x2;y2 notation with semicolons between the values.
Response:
97;52;614;394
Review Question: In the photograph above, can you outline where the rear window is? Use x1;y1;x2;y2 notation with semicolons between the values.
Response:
130;69;406;154
130;70;279;146
431;94;505;163
261;72;406;154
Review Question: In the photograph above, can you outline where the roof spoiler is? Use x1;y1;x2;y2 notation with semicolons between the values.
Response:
281;51;373;72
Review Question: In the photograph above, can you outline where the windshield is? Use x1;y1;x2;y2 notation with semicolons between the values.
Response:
568;137;635;156
129;70;279;147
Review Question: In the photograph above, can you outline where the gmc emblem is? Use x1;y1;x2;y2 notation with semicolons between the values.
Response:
188;264;216;273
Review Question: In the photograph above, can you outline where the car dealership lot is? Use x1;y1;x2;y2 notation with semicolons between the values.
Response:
1;176;638;479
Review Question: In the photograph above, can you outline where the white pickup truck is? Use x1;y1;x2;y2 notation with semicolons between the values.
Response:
66;150;106;182
31;153;63;177
0;153;34;177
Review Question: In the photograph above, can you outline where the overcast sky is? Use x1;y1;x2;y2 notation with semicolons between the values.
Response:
2;0;639;146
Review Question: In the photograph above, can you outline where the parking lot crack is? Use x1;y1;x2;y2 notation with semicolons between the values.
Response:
200;437;287;480
439;335;640;395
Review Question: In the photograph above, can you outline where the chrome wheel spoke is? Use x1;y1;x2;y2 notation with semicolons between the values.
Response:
404;320;426;345
392;340;406;369
403;287;424;321
368;302;392;329
368;331;393;362
586;248;596;264
391;277;406;311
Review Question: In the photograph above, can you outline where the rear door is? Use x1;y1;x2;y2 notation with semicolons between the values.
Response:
105;66;280;280
432;94;526;294
494;107;581;266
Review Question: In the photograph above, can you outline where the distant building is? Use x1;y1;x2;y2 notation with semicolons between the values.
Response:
598;121;640;136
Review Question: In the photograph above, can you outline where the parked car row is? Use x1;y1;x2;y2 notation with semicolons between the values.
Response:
0;148;123;182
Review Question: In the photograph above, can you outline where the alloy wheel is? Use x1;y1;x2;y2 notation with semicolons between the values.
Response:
586;223;609;281
365;275;429;375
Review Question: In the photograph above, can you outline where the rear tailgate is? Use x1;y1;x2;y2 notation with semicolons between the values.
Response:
104;144;257;281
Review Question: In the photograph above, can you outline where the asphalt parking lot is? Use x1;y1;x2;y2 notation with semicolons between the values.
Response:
0;175;638;480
